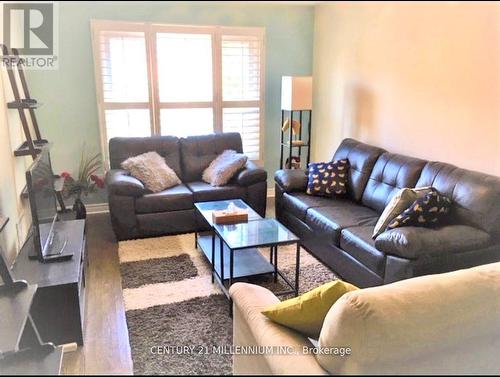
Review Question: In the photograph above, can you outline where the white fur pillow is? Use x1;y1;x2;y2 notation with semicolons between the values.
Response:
121;151;181;193
202;150;248;187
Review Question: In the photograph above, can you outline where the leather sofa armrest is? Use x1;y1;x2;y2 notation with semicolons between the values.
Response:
274;169;308;193
374;225;492;259
106;169;145;197
236;161;268;187
229;283;328;375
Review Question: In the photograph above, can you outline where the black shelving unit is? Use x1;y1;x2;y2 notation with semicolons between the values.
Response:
279;109;312;170
7;100;43;110
1;44;47;159
13;140;48;157
1;47;68;211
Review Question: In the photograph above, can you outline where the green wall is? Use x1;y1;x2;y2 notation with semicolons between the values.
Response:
28;1;314;197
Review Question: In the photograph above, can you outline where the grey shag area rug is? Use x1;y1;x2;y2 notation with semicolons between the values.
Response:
118;233;336;375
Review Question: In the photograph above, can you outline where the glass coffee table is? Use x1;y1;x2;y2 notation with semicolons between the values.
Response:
194;200;300;301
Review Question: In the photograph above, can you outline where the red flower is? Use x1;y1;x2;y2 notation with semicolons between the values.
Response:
91;175;105;189
61;171;71;179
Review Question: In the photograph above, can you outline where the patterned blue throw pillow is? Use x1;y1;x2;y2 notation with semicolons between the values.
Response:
387;188;452;230
306;159;349;197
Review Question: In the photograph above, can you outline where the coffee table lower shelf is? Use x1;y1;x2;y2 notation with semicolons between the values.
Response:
197;234;275;280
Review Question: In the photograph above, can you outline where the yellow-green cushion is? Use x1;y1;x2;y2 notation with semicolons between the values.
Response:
261;280;359;339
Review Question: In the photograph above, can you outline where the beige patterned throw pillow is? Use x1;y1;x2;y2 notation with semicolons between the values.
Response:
202;150;248;187
121;151;181;193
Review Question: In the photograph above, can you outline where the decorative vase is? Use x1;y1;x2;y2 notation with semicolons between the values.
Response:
73;197;87;219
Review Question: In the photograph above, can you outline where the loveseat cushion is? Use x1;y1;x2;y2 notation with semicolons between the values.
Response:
187;181;246;203
340;226;386;277
332;138;385;202
305;203;379;245
180;133;243;182
236;161;267;187
106;169;145;197
374;225;492;259
361;152;427;213
109;136;182;178
135;184;193;214
281;192;338;221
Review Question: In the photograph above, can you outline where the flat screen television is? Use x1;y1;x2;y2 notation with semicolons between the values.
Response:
25;147;70;262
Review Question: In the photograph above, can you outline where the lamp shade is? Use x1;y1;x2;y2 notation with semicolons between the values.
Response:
281;76;312;111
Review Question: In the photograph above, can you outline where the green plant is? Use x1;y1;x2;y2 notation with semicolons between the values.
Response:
61;148;104;200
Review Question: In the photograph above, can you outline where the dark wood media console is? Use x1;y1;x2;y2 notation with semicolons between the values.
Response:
12;219;87;346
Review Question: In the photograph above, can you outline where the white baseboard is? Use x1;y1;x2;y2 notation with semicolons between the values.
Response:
86;203;109;214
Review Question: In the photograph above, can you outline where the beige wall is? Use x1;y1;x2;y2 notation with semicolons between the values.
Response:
312;1;500;176
0;70;32;265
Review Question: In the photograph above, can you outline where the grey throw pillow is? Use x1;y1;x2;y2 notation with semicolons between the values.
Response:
372;186;433;239
121;151;181;193
202;150;248;187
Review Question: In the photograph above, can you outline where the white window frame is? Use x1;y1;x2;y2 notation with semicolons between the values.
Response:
90;20;266;167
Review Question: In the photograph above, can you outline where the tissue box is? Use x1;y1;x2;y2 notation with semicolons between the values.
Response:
212;209;248;224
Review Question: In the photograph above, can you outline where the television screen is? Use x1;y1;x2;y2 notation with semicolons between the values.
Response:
26;147;58;258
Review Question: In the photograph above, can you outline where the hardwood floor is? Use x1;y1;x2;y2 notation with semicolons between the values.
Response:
62;213;133;375
61;197;275;374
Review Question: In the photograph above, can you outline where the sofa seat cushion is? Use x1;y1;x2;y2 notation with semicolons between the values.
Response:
340;226;386;277
374;225;492;259
306;203;379;245
187;181;246;203
135;184;193;214
282;192;339;221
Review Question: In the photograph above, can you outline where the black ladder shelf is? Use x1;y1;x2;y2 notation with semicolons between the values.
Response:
1;44;48;159
0;217;63;375
1;44;67;211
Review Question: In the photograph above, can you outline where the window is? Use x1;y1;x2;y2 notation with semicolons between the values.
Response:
91;21;265;165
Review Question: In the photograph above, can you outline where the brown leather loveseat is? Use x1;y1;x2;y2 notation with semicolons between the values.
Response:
106;133;267;240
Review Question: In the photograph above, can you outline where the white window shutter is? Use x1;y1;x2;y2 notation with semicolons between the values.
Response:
221;34;263;161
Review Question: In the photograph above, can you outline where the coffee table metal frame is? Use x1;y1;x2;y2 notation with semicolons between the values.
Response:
194;200;300;301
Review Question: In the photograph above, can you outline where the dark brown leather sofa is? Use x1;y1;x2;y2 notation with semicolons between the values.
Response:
106;133;267;240
275;138;500;287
